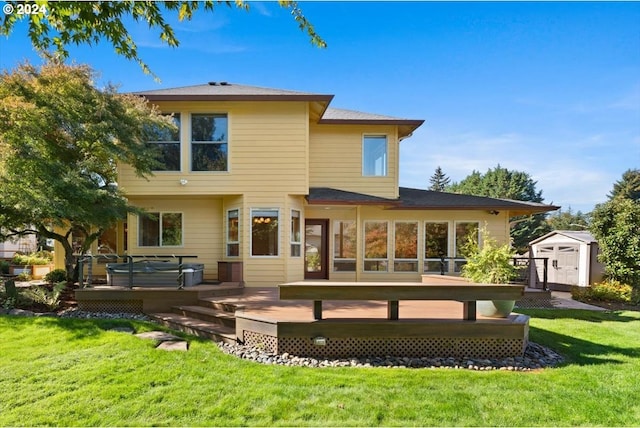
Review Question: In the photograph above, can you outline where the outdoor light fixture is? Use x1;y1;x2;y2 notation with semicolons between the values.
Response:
179;178;188;186
313;336;327;346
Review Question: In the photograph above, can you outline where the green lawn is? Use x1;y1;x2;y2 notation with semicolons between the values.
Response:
1;309;639;426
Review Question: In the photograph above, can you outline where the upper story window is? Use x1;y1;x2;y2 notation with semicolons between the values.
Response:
362;135;387;177
191;114;228;171
147;113;180;171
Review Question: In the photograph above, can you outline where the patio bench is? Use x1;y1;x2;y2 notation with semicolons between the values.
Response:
278;281;524;321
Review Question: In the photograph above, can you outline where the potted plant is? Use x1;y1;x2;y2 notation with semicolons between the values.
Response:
10;251;54;279
460;227;521;318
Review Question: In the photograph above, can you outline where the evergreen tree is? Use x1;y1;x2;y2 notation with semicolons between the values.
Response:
608;168;640;201
449;165;551;252
429;166;451;191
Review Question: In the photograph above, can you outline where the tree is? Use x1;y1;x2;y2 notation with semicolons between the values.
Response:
590;171;640;288
448;165;551;252
546;207;590;231
428;166;451;191
0;60;175;282
608;168;640;201
1;1;325;79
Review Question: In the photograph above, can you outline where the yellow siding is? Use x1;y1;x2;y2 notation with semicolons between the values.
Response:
127;196;223;281
309;124;399;199
118;101;309;197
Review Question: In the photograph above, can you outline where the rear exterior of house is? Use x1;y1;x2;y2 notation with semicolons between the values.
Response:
63;82;557;287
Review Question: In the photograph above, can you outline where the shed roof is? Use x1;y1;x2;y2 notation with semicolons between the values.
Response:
308;187;559;215
530;230;597;245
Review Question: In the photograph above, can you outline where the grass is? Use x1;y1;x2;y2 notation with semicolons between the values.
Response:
1;309;639;426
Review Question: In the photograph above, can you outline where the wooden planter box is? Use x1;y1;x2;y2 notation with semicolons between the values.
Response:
10;264;53;279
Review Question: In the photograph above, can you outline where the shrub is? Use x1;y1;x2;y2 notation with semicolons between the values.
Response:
22;282;66;311
461;227;520;284
572;280;639;305
0;260;9;274
11;251;53;266
44;269;67;284
16;272;32;281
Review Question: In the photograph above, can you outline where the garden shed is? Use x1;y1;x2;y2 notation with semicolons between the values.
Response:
529;230;604;289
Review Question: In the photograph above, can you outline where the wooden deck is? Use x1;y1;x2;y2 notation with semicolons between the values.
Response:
75;282;530;359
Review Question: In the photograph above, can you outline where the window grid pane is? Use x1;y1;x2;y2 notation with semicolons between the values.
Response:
227;209;239;257
363;136;387;176
252;209;279;256
191;114;228;171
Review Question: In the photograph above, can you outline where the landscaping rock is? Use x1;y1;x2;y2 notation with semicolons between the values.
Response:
109;326;135;334
9;309;35;317
216;341;565;371
157;341;189;351
135;331;182;342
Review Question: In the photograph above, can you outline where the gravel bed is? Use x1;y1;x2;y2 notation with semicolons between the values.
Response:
57;308;151;321
216;341;564;371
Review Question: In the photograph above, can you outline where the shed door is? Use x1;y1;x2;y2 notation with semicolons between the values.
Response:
539;244;579;285
555;245;579;285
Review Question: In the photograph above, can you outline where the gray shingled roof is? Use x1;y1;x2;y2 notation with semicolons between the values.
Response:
308;187;558;215
530;230;596;245
134;82;322;97
322;107;416;122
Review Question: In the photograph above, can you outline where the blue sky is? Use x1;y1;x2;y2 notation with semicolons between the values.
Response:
1;1;639;213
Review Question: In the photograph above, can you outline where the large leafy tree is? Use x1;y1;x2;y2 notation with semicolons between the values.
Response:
0;60;174;282
448;165;551;252
1;1;325;79
590;170;640;288
546;207;590;231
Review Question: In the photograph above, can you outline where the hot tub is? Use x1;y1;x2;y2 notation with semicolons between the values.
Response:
106;261;204;287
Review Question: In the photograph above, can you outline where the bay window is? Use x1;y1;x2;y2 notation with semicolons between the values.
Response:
251;209;279;256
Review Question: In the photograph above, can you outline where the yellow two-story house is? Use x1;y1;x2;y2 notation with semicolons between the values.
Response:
92;82;555;287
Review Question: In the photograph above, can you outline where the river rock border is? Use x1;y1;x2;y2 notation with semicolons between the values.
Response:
216;341;564;371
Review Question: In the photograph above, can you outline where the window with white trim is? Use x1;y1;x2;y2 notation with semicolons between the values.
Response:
147;113;180;171
394;221;418;272
333;220;356;272
454;222;479;272
227;209;239;257
138;212;183;247
424;222;449;273
290;210;301;257
364;221;388;272
191;113;228;171
362;135;387;176
251;209;279;256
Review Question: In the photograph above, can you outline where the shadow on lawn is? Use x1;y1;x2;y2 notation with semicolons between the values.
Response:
529;325;640;366
517;308;640;323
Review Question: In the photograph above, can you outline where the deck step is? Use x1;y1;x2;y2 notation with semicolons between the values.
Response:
196;298;244;313
148;313;236;344
172;305;236;327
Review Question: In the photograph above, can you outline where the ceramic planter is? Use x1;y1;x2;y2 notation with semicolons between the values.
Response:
477;299;516;318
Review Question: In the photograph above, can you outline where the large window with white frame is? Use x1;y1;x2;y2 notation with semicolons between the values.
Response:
147;113;181;171
138;212;183;247
424;222;449;273
290;210;301;257
364;221;388;271
226;209;239;257
362;135;388;176
251;209;279;256
191;113;228;171
333;220;356;272
454;221;479;272
394;221;418;272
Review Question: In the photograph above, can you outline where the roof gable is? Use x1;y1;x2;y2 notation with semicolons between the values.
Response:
530;230;596;245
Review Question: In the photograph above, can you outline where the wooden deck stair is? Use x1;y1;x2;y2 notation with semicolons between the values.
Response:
148;293;244;344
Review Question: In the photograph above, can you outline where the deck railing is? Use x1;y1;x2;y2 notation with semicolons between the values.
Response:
77;254;198;289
